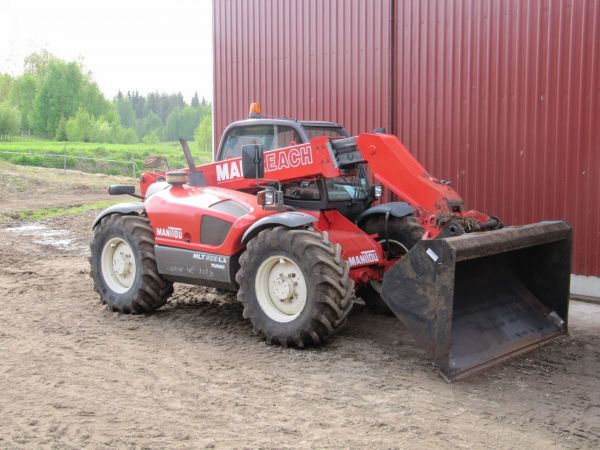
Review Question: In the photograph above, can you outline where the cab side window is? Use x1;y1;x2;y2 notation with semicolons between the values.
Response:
220;125;275;160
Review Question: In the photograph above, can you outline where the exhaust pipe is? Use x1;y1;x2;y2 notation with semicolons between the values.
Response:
381;220;572;381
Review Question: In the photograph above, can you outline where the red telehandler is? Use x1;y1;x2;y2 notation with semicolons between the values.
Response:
90;104;572;381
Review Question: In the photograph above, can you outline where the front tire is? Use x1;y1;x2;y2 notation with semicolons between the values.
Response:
358;215;424;314
90;214;173;313
236;227;354;347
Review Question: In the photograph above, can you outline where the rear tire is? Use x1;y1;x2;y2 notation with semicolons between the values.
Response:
236;226;354;347
90;214;173;313
358;215;424;315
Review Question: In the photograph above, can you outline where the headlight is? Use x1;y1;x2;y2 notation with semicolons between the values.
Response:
372;184;383;198
264;190;276;205
257;189;283;208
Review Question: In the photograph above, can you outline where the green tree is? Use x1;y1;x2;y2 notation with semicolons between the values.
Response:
116;98;136;128
164;106;202;141
112;125;138;144
128;90;146;119
0;103;21;139
81;80;112;119
143;91;185;122
9;73;37;132
113;126;137;144
65;109;93;142
24;49;56;76
55;116;68;141
0;74;13;103
136;112;162;139
32;61;83;136
1;52;216;143
164;107;183;140
194;112;212;152
90;118;111;143
191;92;200;108
143;130;160;144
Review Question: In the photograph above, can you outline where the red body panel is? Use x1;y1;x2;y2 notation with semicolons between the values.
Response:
312;210;384;283
144;184;382;283
356;134;490;237
357;134;462;213
141;132;493;282
145;185;270;256
140;137;339;196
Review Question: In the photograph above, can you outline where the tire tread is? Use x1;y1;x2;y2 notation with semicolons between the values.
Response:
236;226;354;347
90;214;173;314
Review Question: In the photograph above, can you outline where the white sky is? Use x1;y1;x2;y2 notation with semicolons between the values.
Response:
0;0;213;103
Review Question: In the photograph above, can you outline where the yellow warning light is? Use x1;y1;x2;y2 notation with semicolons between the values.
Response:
249;102;262;118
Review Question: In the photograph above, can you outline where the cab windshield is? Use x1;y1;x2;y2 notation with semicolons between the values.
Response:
326;168;370;201
283;165;370;202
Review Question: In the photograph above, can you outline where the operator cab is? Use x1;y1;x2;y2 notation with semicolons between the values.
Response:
216;109;374;220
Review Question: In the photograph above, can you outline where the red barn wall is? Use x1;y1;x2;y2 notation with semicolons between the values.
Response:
213;0;600;277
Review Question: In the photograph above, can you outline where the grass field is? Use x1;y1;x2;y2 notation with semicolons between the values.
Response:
0;139;213;177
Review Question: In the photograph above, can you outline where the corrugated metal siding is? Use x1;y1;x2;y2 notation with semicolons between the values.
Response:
393;0;600;275
213;0;393;141
213;0;600;276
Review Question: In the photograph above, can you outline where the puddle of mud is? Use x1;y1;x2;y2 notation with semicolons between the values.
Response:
2;222;84;251
5;224;46;232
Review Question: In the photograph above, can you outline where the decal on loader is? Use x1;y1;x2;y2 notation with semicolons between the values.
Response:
216;145;313;182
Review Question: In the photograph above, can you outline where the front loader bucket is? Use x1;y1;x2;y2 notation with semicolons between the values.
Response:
381;221;572;381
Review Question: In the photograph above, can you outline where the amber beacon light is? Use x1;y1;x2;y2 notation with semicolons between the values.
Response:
248;102;262;118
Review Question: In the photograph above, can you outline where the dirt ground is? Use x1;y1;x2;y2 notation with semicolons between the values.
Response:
1;165;599;449
0;162;129;217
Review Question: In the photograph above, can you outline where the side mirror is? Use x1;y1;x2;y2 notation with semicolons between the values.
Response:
108;184;142;199
108;185;136;195
144;156;168;169
241;144;265;179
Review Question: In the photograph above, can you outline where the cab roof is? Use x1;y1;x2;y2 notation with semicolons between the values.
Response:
229;118;344;129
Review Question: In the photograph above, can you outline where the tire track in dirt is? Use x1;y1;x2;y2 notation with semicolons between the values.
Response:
0;211;599;448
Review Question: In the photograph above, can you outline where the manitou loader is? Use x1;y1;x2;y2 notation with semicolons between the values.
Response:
90;104;572;381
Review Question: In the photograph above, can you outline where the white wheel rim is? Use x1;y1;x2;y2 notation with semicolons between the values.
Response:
255;255;307;323
100;237;137;294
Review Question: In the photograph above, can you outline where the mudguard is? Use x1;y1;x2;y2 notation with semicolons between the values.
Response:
92;202;145;228
241;211;317;243
355;201;416;226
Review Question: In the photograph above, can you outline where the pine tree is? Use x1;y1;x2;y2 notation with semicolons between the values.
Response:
191;92;200;108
